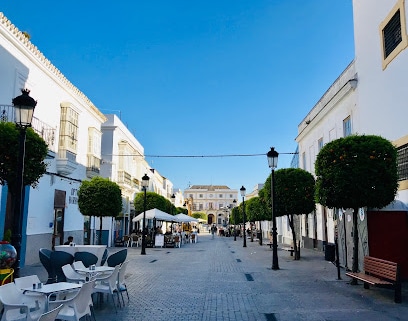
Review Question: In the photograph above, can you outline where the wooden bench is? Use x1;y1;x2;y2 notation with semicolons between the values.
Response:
345;256;402;303
281;247;295;256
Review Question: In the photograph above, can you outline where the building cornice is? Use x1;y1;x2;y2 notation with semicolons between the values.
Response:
0;13;106;122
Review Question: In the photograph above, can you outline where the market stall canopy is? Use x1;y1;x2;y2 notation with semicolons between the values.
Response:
132;208;179;222
174;213;199;222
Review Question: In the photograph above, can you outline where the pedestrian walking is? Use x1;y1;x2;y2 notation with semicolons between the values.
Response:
211;224;217;239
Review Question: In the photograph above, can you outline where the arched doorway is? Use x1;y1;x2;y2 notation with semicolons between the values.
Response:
208;214;215;225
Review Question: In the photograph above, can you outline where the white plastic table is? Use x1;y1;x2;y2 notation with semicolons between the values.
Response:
23;282;82;311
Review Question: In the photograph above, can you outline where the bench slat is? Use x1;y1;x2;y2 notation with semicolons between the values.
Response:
345;272;393;285
346;256;402;303
364;256;398;281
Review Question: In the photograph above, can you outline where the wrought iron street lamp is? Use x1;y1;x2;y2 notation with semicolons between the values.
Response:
11;89;37;278
240;186;246;248
267;147;279;270
171;193;175;233
233;199;237;241
141;173;150;255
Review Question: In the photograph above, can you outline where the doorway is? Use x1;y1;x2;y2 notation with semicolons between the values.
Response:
52;190;66;249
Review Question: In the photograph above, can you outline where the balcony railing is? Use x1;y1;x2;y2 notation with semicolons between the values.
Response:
1;104;56;152
117;170;132;186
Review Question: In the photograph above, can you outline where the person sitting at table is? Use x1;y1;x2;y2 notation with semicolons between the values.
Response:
64;235;74;245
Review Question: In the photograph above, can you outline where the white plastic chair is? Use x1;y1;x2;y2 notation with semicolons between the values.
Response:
117;261;129;306
0;282;44;321
48;280;95;321
62;264;87;283
37;304;63;321
72;261;86;271
129;235;139;247
14;275;47;310
93;265;120;312
14;275;42;290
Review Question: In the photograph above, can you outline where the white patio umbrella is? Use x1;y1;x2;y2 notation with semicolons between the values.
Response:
174;213;199;222
132;208;179;222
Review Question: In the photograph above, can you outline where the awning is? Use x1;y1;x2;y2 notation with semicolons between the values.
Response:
132;208;179;222
174;213;199;222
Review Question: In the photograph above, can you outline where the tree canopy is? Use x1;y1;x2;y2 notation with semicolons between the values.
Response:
315;134;398;272
315;135;398;209
78;176;122;219
245;196;269;222
260;168;315;217
133;191;175;215
0;122;48;194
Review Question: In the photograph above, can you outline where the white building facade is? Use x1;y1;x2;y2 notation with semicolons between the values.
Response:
294;0;408;268
0;13;106;264
0;13;175;266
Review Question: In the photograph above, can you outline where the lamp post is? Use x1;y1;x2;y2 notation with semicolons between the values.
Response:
267;147;279;270
240;186;246;248
141;173;150;255
233;199;237;241
11;89;37;278
170;193;175;233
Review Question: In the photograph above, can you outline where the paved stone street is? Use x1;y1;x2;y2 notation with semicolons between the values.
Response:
22;233;407;321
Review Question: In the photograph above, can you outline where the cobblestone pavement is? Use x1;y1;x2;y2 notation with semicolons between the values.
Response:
22;233;408;321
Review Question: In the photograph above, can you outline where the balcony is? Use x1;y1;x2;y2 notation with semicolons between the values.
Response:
86;166;100;178
117;170;132;187
1;104;56;153
57;149;77;175
86;155;101;178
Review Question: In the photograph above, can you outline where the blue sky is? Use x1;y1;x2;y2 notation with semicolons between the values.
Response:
1;1;355;193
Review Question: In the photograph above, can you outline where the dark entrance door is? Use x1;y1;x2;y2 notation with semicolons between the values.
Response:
52;190;66;249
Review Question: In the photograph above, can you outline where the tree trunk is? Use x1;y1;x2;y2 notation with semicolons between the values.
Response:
351;207;359;284
99;216;103;245
288;214;299;260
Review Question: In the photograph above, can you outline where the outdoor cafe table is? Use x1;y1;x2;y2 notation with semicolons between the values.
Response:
22;282;82;311
54;245;107;266
75;265;114;279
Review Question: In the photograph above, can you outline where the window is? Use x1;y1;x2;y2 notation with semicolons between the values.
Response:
219;194;223;198
199;194;203;198
199;204;203;210
343;116;352;137
380;0;408;69
229;194;233;198
87;127;101;175
397;144;408;181
302;152;306;171
209;202;213;209
318;138;324;152
218;204;224;209
59;104;78;160
118;141;134;173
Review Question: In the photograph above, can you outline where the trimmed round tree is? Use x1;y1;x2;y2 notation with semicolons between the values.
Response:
78;176;122;245
0;122;48;194
245;196;269;245
0;122;48;232
261;168;315;260
315;135;398;273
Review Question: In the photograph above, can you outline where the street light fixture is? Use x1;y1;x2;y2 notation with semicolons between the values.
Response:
11;89;37;278
171;193;175;233
267;147;279;270
141;173;150;255
233;199;237;241
240;186;246;248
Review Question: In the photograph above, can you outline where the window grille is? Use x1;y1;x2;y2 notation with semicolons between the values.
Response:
397;144;408;181
383;10;402;58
